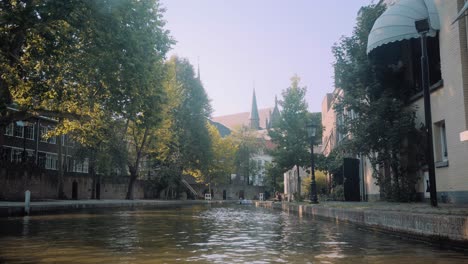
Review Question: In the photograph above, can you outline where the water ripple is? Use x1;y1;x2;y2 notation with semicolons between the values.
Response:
0;205;467;263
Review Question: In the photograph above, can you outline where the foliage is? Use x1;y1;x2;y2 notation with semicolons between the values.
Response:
268;75;319;196
231;126;263;185
0;0;171;126
264;161;283;193
331;185;345;201
269;75;309;171
301;170;328;199
0;0;173;198
150;56;213;195
204;123;237;186
332;4;423;201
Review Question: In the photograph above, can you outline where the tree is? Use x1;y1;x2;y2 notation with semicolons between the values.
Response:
204;123;237;191
150;56;213;197
264;161;283;194
105;0;172;199
0;0;173;198
332;4;423;201
268;75;310;198
231;126;263;185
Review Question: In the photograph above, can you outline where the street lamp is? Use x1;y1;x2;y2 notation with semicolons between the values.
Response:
415;18;438;207
306;123;318;204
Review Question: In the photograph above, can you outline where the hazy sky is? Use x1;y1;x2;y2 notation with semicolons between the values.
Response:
161;0;372;116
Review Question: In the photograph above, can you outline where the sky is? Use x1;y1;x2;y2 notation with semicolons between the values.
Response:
161;0;373;116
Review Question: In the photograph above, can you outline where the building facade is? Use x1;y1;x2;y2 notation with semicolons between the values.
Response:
1;113;88;174
364;0;468;203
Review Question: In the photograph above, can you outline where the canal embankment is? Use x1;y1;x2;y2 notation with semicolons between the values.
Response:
0;199;233;217
256;201;468;247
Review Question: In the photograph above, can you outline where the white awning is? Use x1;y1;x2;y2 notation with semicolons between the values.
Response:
367;0;440;54
452;1;468;24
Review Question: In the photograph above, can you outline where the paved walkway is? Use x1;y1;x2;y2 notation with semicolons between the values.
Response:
308;201;468;216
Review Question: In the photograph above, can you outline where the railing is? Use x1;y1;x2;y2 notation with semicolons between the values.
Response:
181;179;201;198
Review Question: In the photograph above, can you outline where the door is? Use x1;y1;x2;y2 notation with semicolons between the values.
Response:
343;158;360;201
222;190;227;200
72;181;78;200
96;183;101;200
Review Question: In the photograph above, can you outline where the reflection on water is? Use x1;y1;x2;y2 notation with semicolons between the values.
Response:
0;204;466;263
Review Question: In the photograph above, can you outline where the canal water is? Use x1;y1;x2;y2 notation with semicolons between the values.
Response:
0;204;466;263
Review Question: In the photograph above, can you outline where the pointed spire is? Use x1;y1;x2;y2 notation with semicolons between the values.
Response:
270;94;281;128
249;88;260;130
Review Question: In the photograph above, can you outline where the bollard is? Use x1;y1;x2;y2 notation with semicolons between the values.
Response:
24;190;31;215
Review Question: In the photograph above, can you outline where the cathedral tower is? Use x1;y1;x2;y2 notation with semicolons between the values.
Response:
249;89;260;130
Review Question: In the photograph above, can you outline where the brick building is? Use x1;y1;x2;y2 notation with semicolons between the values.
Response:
1;110;88;174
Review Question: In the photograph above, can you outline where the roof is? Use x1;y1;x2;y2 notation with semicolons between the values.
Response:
212;107;273;130
208;119;231;137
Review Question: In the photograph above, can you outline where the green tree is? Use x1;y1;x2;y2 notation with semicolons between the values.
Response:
0;0;173;198
205;123;237;191
151;56;213;197
264;161;283;194
231;126;263;185
268;75;310;198
332;4;423;201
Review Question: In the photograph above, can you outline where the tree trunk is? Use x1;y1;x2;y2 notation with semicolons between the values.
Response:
89;148;97;199
273;172;276;193
0;124;5;162
126;166;137;200
296;165;301;199
57;129;66;199
125;126;149;200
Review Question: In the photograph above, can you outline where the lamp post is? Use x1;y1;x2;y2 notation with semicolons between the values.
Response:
306;123;318;204
415;18;437;207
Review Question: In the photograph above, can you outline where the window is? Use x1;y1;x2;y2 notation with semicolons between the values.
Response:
40;126;48;142
24;123;35;140
45;153;58;170
37;152;46;168
434;120;448;162
40;125;56;144
48;135;56;144
9;148;33;163
11;149;22;163
14;123;24;138
82;158;89;173
73;159;89;173
4;123;13;136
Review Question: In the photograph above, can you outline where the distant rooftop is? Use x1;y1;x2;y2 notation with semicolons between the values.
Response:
212;107;273;130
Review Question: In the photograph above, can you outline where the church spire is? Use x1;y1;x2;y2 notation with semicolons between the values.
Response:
270;94;281;128
249;89;260;130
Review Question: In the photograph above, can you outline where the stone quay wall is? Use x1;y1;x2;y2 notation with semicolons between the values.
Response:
0;167;144;201
256;201;468;245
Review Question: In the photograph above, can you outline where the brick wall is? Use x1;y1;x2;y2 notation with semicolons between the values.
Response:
0;167;144;201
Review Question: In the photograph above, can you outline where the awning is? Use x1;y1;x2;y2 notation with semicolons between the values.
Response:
367;0;440;54
452;0;468;24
